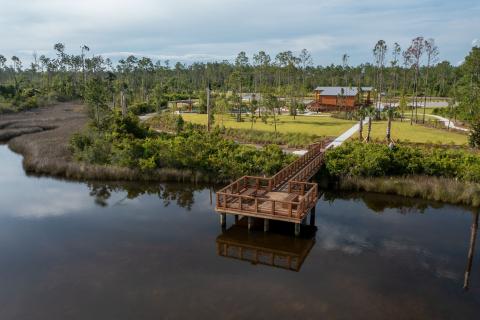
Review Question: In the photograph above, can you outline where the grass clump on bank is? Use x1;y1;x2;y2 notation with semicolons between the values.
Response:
70;112;296;181
337;176;480;207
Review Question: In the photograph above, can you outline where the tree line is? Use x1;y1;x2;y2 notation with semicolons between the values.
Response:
0;38;463;104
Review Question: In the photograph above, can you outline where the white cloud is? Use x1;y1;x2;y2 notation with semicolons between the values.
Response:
0;0;478;65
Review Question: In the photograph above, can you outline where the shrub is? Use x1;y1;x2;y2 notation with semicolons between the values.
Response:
129;102;157;115
325;141;480;182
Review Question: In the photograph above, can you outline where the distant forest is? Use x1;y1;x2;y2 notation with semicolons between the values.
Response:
0;37;479;124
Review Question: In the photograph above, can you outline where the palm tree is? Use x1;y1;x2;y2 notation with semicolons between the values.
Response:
358;106;365;141
365;106;375;142
386;106;395;142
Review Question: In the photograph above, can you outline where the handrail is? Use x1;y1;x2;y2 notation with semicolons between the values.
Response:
216;141;324;220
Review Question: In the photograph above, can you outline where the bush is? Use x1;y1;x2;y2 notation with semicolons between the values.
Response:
129;102;157;115
325;141;480;182
71;114;296;179
469;120;480;148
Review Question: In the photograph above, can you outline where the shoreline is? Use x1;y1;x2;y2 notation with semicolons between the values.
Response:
1;102;479;207
1;103;222;184
332;175;480;207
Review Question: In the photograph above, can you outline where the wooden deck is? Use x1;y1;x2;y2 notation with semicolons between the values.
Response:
215;142;326;224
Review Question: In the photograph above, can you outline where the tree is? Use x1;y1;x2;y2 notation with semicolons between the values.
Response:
299;49;312;88
391;43;401;95
398;95;407;122
235;51;249;121
249;94;258;129
365;106;375;142
358;106;365;141
386;106;395;142
342;53;349;86
253;51;271;92
422;38;439;123
406;36;425;124
264;92;280;136
81;45;90;88
85;76;109;125
373;40;388;114
457;46;480;147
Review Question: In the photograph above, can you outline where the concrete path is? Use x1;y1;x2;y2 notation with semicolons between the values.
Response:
427;115;470;132
326;118;370;149
138;112;159;122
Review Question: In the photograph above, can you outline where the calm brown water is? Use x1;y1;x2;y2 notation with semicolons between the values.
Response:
0;145;479;319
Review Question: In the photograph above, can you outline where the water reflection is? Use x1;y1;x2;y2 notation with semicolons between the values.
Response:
216;218;317;272
87;181;214;210
323;191;446;213
2;144;480;319
464;209;479;290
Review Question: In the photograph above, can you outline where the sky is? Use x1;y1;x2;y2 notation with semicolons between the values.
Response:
0;0;479;66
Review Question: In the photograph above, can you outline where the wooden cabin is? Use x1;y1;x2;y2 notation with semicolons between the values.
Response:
309;86;372;112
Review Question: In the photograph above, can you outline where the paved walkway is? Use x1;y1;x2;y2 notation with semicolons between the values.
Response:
427;115;470;132
326;118;370;149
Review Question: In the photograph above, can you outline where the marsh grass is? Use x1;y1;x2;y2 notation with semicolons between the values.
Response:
338;175;480;207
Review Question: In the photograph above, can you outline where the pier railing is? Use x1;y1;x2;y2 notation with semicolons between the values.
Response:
215;141;325;222
216;181;317;220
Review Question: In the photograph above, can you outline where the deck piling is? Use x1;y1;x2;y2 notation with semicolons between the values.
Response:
220;213;226;227
248;217;254;231
294;223;301;237
264;219;269;232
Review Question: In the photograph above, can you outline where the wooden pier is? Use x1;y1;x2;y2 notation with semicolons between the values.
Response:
215;142;327;235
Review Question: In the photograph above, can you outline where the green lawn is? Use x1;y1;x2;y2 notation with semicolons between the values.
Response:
180;113;468;145
370;121;468;145
182;114;356;136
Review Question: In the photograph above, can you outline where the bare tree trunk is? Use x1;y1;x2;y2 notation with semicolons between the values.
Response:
386;113;392;142
366;117;372;142
121;90;127;118
359;116;364;141
206;85;211;132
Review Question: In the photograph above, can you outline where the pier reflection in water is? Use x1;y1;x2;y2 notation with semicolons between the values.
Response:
216;218;317;271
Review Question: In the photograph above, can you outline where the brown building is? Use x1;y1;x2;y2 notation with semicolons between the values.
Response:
309;86;373;112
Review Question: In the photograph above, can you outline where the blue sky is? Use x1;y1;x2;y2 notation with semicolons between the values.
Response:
0;0;479;66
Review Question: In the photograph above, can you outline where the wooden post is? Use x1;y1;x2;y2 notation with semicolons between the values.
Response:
255;198;258;213
310;206;316;226
220;213;226;227
248;217;253;231
294;223;301;237
264;219;269;232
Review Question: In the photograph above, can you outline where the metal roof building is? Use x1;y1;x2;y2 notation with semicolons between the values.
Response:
314;87;373;96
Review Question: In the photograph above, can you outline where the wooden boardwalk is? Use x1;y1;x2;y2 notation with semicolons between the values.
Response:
215;141;327;233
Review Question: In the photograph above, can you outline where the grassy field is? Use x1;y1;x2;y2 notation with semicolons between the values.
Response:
182;114;356;136
180;113;468;145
